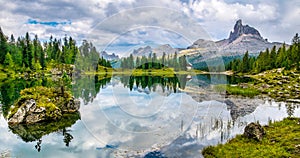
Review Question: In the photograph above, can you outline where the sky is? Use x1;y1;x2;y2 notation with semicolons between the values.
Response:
0;0;299;55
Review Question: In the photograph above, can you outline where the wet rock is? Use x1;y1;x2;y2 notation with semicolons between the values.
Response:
243;122;266;141
8;97;79;125
61;97;80;113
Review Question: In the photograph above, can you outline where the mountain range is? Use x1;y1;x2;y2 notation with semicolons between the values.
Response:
132;44;180;57
100;51;120;60
107;19;284;68
187;19;283;56
184;19;284;68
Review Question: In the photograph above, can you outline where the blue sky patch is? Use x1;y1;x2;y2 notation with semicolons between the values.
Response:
27;19;71;27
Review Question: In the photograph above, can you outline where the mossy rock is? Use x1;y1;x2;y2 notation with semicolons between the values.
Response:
7;86;79;124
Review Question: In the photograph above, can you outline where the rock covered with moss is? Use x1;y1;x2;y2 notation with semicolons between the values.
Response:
7;86;80;125
243;122;266;141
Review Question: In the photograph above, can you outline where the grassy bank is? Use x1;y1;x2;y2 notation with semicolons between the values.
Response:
248;68;300;101
202;117;300;157
214;84;260;97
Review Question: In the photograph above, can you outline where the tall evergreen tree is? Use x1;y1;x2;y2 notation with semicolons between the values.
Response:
0;27;8;64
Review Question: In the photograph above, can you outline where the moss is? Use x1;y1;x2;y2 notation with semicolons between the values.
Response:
202;118;300;158
8;86;74;119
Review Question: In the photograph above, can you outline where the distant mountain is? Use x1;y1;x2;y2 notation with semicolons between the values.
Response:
132;46;152;56
186;19;284;68
100;51;119;60
187;19;283;56
132;44;179;57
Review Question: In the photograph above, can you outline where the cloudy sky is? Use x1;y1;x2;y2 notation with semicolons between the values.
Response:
0;0;299;55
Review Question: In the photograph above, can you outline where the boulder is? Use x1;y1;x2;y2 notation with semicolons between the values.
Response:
61;97;80;113
8;97;79;125
8;99;61;125
243;122;266;141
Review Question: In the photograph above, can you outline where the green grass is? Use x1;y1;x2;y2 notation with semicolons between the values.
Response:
202;117;300;158
214;84;260;97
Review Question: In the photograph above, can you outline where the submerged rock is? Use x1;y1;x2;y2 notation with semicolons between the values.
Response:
243;122;266;141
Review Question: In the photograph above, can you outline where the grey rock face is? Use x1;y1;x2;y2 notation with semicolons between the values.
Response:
61;97;80;113
187;19;284;57
133;46;152;56
228;19;262;43
132;44;179;57
8;98;79;125
100;51;120;60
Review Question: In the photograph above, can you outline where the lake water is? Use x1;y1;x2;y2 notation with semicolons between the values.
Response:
0;74;299;158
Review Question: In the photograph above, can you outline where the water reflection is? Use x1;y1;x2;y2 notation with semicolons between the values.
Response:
0;74;299;158
72;75;111;104
120;75;188;93
8;112;80;151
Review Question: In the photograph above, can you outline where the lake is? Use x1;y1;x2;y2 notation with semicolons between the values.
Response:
0;74;299;158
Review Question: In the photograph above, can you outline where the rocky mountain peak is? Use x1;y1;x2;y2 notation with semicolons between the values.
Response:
100;51;119;60
229;19;262;43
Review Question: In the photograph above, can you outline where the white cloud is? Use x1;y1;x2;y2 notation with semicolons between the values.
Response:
0;0;299;55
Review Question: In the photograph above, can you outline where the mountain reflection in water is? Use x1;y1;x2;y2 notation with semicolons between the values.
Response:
0;74;299;158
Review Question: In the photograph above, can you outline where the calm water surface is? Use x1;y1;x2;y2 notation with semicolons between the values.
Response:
0;75;299;158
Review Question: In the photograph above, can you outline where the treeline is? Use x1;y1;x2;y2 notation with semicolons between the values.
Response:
120;52;188;71
226;33;300;73
0;27;111;72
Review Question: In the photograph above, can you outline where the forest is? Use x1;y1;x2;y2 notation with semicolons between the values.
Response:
226;33;300;73
120;52;188;71
0;27;111;75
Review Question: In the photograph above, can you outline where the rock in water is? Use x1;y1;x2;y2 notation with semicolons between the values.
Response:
61;97;80;113
8;99;61;125
8;98;80;125
243;122;266;141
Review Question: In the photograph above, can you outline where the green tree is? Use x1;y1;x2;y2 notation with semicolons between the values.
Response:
242;51;250;72
0;27;8;64
4;52;14;69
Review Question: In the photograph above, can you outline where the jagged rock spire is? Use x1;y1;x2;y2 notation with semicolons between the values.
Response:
229;19;262;43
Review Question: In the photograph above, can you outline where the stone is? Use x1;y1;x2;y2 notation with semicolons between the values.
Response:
25;113;46;124
228;19;262;43
61;97;80;113
8;97;79;125
7;106;27;124
243;122;266;141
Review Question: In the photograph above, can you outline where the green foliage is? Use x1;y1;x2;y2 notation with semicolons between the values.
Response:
9;112;80;142
0;27;8;64
4;52;14;69
8;86;73;119
120;52;188;71
202;118;300;158
0;29;111;73
214;84;260;97
227;33;300;74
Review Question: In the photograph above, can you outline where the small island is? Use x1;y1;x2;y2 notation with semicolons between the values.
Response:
7;86;80;124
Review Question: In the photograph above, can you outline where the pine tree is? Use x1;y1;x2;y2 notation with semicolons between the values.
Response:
4;52;14;69
242;51;250;72
0;27;8;64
